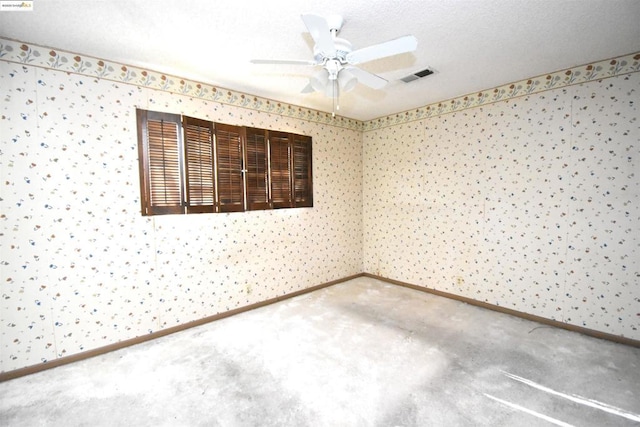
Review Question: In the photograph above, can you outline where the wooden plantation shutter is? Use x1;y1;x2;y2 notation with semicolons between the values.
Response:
137;109;184;216
245;127;270;210
215;123;245;212
137;108;313;216
183;116;215;213
292;134;313;207
269;131;293;208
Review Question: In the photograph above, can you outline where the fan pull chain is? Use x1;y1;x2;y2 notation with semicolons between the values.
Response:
332;79;339;117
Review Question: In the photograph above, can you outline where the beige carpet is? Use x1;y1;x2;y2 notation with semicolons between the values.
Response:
1;277;639;426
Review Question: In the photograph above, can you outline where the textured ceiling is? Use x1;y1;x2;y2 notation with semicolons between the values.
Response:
1;0;639;121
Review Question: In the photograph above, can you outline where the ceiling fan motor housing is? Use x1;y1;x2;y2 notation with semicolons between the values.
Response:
314;37;353;64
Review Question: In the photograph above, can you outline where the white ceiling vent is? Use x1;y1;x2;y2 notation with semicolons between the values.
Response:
401;67;435;83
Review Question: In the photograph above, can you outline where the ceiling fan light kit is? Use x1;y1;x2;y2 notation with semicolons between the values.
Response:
251;13;418;117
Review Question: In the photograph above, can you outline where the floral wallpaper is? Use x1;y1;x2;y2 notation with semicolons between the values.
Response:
1;51;363;373
1;36;639;375
1;38;638;131
363;73;639;339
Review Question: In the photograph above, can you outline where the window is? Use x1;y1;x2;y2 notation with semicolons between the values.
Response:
136;109;313;216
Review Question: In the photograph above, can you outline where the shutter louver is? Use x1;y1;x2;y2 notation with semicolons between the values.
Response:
215;124;245;212
183;116;215;213
245;128;270;210
293;134;313;207
269;132;292;208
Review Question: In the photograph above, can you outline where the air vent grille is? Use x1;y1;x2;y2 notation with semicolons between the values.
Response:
401;67;434;83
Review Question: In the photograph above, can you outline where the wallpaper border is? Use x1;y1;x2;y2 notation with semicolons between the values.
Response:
1;37;638;131
365;51;640;130
0;37;363;131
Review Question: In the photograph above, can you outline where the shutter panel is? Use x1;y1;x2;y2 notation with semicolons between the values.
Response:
245;127;270;210
269;131;293;208
215;123;245;212
292;134;313;207
183;116;215;213
136;109;184;215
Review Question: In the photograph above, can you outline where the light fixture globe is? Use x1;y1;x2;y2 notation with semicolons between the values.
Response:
324;81;337;98
338;69;357;92
309;69;328;92
310;67;357;98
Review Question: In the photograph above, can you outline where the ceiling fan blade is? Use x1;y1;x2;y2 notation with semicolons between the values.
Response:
301;14;336;56
301;83;315;93
346;35;417;65
346;67;388;90
250;59;318;66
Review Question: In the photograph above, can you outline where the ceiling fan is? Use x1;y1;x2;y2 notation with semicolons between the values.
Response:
250;14;418;116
